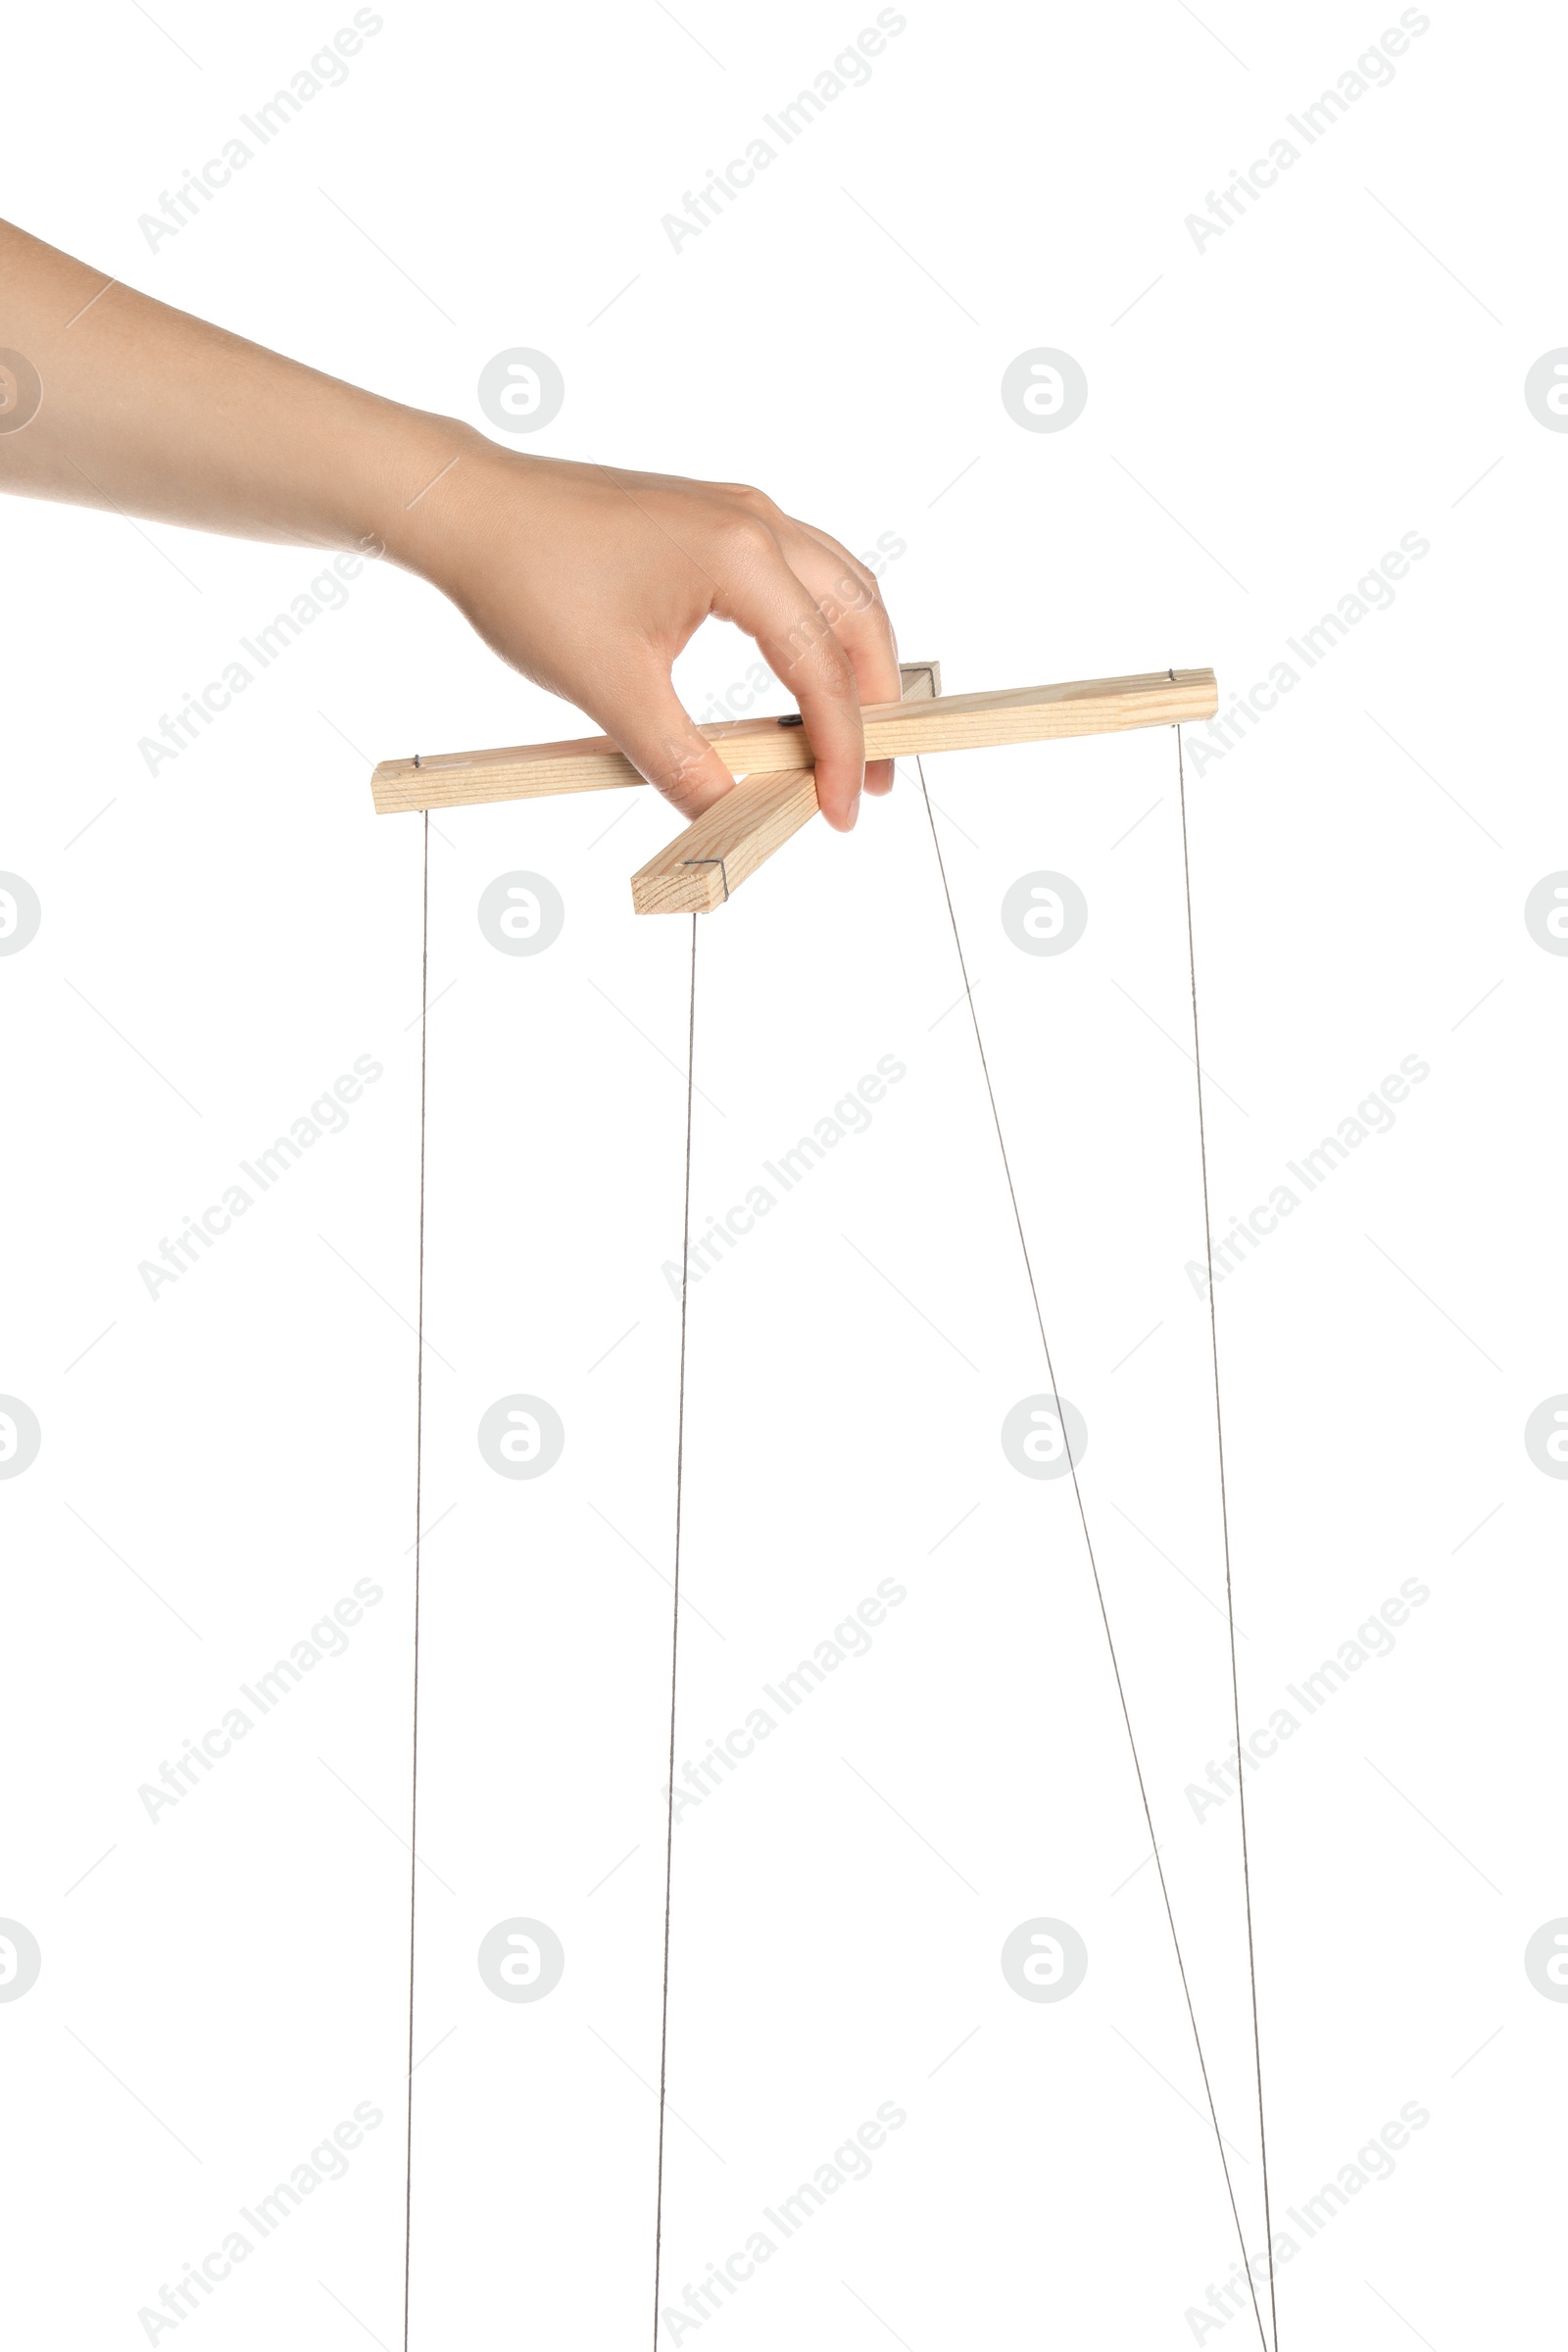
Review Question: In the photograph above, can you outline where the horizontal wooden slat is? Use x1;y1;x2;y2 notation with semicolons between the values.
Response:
371;731;638;812
371;665;1213;815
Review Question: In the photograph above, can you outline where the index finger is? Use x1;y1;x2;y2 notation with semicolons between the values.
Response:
710;524;871;831
778;520;903;796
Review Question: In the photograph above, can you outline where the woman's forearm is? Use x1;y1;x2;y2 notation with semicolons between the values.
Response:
0;219;465;557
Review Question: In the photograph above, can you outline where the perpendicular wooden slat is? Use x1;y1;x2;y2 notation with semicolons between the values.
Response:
628;666;1218;914
625;660;941;916
629;771;823;915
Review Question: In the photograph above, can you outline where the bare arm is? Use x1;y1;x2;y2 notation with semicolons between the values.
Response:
0;220;900;824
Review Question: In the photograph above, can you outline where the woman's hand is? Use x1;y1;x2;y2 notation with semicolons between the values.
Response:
395;445;902;830
0;218;900;827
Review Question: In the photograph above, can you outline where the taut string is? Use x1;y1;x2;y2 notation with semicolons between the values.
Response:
914;750;1272;2352
651;914;700;2346
1176;722;1279;2350
403;811;431;2352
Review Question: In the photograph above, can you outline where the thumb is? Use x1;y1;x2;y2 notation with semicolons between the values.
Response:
593;661;745;820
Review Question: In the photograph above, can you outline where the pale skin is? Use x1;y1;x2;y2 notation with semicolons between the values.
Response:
0;220;901;825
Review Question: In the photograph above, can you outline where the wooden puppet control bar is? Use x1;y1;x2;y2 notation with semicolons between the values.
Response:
370;663;1218;913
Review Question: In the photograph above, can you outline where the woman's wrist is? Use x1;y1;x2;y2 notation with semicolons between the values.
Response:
370;412;511;588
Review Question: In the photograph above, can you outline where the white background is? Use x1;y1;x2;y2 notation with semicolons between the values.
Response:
1;2;1562;2345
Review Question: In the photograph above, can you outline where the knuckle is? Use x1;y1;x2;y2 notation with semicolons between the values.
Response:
719;481;774;513
779;604;844;674
810;616;858;678
719;514;779;567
